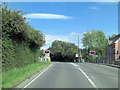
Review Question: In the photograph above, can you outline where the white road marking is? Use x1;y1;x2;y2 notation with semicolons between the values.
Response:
70;63;79;67
23;64;53;88
78;67;97;88
70;63;97;88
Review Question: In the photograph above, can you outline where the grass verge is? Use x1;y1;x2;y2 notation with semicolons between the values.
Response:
2;61;51;88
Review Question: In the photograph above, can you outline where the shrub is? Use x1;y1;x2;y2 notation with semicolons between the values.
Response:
2;3;45;71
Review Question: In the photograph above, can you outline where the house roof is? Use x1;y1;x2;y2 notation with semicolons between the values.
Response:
108;34;120;45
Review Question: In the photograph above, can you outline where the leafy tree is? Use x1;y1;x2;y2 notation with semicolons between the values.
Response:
48;40;79;62
95;30;107;59
82;30;107;61
108;34;116;40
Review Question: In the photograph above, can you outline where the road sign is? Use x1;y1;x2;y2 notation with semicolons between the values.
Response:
89;51;96;55
43;50;50;54
96;55;98;57
45;53;50;57
75;54;78;57
93;55;98;58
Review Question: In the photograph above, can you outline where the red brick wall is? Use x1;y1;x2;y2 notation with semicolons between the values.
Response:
118;39;120;59
115;38;120;60
111;44;115;60
115;43;118;60
106;37;120;64
106;44;115;62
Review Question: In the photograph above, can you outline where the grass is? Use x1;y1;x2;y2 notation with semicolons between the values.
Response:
0;73;2;90
2;61;51;88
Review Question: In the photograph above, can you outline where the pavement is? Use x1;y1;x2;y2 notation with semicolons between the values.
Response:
99;63;120;68
17;62;119;89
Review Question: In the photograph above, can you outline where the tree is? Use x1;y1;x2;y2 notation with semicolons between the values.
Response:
82;30;107;61
108;34;116;40
95;30;107;59
48;40;79;62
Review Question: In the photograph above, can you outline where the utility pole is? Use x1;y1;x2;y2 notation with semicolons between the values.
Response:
71;33;83;62
78;35;81;62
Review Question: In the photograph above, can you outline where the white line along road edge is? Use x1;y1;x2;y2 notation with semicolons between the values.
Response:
23;63;53;88
70;63;97;88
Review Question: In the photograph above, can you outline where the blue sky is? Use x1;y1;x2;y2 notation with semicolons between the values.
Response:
8;2;118;49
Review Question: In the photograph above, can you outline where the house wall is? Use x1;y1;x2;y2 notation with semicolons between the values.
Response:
115;42;118;60
106;37;120;64
115;39;120;60
106;44;115;64
119;40;120;59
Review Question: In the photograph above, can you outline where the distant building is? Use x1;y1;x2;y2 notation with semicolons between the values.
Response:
106;34;120;64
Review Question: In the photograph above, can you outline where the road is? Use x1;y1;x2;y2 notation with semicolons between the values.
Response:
22;62;118;88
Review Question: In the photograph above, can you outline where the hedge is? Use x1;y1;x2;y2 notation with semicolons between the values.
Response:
2;3;44;71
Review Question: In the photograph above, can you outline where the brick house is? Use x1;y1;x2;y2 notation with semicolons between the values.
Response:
106;34;120;64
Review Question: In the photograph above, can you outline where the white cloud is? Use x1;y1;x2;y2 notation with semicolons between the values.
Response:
70;32;84;36
70;32;79;36
41;34;70;49
24;13;72;19
45;34;70;44
90;7;98;10
42;32;85;49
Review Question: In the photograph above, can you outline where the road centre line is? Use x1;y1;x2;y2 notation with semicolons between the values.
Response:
23;63;53;88
70;63;97;88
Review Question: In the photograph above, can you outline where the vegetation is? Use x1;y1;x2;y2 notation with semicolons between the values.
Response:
2;62;51;88
2;3;45;71
108;34;117;40
39;49;44;57
1;3;51;88
48;40;79;62
81;30;107;62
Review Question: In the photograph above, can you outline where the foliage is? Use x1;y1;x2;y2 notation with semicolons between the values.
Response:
48;40;79;62
82;30;107;61
108;34;116;40
2;3;45;71
2;3;45;47
2;34;40;71
39;49;44;57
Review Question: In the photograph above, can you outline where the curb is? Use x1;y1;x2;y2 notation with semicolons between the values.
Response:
105;64;120;68
94;63;120;68
82;62;120;68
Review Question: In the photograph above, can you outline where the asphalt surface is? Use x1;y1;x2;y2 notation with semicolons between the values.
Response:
22;62;118;88
76;63;118;88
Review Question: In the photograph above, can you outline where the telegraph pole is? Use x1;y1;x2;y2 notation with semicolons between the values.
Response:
71;33;82;62
78;35;80;62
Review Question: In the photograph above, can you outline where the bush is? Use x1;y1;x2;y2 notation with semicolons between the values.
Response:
2;3;45;71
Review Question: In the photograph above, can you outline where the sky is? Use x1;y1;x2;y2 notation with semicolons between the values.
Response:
7;2;118;49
